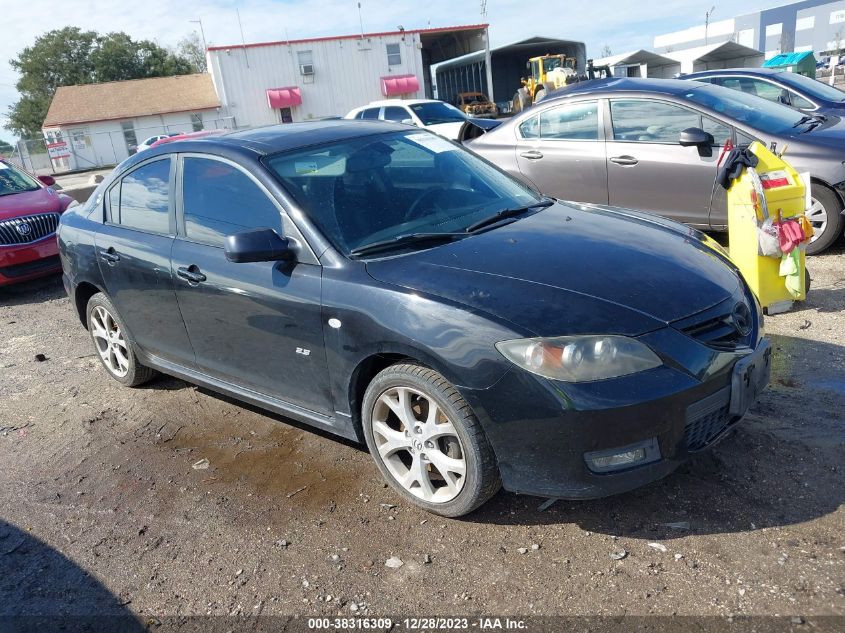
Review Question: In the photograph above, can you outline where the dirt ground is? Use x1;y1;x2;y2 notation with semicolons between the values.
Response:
1;244;843;626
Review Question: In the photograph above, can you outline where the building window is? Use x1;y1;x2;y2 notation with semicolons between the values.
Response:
796;16;815;31
121;121;138;154
298;50;314;74
190;113;203;132
386;43;401;66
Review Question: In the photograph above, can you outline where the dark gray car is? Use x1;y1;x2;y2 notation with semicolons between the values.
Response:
465;77;845;254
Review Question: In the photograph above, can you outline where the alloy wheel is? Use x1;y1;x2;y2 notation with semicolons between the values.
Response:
806;197;828;244
90;305;130;378
371;386;466;503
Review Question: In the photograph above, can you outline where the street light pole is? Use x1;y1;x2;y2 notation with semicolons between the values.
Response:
705;6;716;45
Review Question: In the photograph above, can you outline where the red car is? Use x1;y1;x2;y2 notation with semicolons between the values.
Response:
0;159;75;286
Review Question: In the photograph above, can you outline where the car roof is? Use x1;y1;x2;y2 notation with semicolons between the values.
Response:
150;120;414;155
544;77;700;102
364;99;438;107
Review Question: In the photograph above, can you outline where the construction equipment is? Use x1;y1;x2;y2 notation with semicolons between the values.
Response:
512;56;612;114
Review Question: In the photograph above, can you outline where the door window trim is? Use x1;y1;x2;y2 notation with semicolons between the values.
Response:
607;97;735;146
515;98;604;142
694;74;820;112
174;152;318;265
104;155;176;236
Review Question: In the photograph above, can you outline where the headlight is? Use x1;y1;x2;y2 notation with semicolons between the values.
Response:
495;335;662;382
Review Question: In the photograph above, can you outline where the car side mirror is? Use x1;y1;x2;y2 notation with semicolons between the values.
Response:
38;174;56;187
224;227;297;263
679;127;714;147
400;118;417;126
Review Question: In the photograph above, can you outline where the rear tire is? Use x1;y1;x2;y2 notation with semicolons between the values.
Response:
362;363;501;517
805;184;843;255
86;293;156;387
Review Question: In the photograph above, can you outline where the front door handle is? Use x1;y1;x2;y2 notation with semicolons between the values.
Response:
177;266;207;284
610;155;639;166
520;150;544;160
98;248;120;264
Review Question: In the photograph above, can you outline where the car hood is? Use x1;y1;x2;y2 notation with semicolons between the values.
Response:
0;187;63;221
425;121;467;140
365;202;743;337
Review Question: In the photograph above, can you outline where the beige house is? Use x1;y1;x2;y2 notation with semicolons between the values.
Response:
41;74;225;171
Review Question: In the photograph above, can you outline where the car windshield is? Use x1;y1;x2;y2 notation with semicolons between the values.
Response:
408;102;467;125
774;71;845;102
0;161;41;197
267;130;542;256
682;84;805;135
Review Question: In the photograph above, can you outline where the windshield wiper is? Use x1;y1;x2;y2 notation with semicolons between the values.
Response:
465;198;555;233
792;113;827;130
350;232;466;257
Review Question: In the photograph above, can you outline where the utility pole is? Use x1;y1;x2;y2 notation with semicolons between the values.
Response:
481;0;494;102
705;6;716;45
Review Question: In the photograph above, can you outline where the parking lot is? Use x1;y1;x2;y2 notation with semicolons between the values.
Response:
1;243;843;620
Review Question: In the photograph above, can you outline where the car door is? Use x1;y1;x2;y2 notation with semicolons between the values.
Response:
170;154;333;415
94;156;196;367
605;98;729;227
513;100;608;204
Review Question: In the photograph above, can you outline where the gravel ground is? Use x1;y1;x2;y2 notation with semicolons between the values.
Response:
0;245;843;625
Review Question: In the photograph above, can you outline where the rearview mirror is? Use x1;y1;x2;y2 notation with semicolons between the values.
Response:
679;127;714;147
224;227;297;263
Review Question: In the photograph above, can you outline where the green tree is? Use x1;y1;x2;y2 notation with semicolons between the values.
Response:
6;27;194;138
177;32;207;73
0;139;14;155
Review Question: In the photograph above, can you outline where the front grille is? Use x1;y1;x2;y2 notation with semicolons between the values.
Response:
673;299;754;350
0;255;61;279
684;386;732;451
0;213;60;246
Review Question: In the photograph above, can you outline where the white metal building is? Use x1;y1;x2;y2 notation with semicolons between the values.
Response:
206;25;489;127
41;74;225;171
593;42;764;79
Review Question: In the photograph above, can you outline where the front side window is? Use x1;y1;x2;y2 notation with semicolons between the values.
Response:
0;161;41;196
789;91;815;109
181;157;282;247
267;131;540;255
386;43;401;66
522;101;599;140
112;159;171;234
702;116;732;145
382;106;409;122
610;100;700;143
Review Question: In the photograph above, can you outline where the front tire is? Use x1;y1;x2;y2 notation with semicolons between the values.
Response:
805;185;843;255
86;293;155;387
362;363;501;517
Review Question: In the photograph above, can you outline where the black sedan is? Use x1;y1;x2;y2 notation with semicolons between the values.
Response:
683;67;845;117
58;121;769;516
464;77;845;254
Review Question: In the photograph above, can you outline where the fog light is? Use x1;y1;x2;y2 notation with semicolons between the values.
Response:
585;438;660;473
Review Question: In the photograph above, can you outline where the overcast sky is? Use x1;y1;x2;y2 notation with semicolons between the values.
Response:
2;0;782;143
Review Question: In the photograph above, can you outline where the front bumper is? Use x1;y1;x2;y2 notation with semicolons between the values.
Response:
460;337;770;500
0;236;61;286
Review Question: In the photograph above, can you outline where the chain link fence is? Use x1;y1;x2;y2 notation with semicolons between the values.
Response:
8;116;236;176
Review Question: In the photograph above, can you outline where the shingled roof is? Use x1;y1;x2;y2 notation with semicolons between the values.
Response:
43;74;220;128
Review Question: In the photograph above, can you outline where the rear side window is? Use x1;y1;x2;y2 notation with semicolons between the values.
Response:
610;100;700;143
181;157;282;247
110;159;171;234
529;101;599;140
382;106;409;122
360;108;380;120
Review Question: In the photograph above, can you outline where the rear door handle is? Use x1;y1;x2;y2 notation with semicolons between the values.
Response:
98;248;120;264
177;266;207;284
520;150;544;160
610;155;639;166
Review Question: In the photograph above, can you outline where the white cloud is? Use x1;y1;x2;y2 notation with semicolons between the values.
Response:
1;0;779;143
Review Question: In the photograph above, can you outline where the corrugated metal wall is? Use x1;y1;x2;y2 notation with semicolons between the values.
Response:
209;34;426;127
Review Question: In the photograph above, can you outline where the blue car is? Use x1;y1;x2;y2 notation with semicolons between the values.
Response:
58;121;770;516
683;67;845;117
